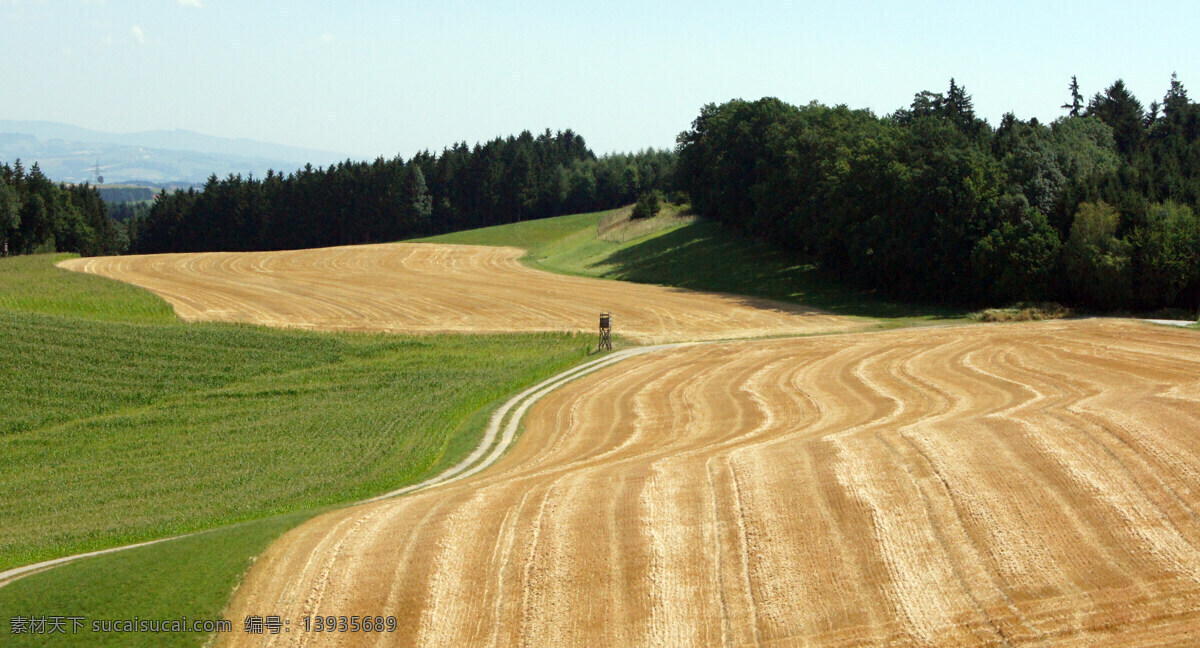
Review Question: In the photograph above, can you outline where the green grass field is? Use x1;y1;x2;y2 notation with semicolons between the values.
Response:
0;511;315;648
0;310;587;571
421;207;965;322
0;254;590;647
0;253;176;324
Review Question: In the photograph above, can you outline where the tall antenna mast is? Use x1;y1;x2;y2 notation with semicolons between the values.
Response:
93;160;104;185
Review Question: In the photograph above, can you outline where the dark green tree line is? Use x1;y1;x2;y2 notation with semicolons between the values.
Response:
676;75;1200;311
131;129;676;254
0;161;126;257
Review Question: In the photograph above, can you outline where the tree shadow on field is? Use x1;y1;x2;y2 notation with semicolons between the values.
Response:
593;221;962;320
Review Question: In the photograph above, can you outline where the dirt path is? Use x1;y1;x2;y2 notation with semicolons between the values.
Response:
0;536;187;589
58;243;863;343
219;319;1200;647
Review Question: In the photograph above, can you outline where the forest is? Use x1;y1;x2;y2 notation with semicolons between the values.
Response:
0;161;126;257
127;130;676;254
676;75;1200;311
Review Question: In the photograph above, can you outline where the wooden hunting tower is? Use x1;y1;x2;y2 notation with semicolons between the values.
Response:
598;312;612;351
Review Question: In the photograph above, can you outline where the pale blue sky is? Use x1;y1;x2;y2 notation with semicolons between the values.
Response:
3;0;1198;159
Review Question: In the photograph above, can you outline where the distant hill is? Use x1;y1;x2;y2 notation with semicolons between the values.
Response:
0;120;349;185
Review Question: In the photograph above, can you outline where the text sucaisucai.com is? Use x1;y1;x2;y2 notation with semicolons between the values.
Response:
9;615;232;635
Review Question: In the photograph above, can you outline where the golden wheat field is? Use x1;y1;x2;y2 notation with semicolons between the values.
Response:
57;243;860;343
217;319;1200;647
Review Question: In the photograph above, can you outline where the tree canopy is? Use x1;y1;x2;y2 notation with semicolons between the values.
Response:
675;76;1200;312
0;161;125;257
129;129;675;254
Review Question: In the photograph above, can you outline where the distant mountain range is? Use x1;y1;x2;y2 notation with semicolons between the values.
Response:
0;120;349;185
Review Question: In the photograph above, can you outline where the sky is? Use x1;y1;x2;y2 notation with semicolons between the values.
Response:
3;0;1199;160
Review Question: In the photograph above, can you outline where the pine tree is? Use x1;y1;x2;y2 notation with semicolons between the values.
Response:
942;78;979;134
1146;101;1161;127
1163;72;1189;119
0;178;19;256
1062;76;1084;117
1088;79;1145;155
946;79;971;117
409;164;433;229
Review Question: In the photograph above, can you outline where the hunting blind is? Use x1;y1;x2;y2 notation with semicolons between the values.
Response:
599;312;612;351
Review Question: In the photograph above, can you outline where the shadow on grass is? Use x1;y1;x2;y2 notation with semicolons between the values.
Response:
594;221;964;320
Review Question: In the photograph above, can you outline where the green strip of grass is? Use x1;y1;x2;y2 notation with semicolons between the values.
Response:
0;253;176;324
0;310;587;571
419;208;964;322
426;210;604;250
0;311;346;437
0;510;316;648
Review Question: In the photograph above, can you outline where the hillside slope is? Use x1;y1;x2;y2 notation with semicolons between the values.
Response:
422;206;964;322
60;241;866;343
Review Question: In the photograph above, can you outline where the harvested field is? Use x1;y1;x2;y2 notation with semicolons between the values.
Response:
58;243;859;343
220;319;1200;647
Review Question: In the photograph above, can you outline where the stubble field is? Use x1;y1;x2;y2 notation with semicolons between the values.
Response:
217;318;1200;647
59;242;863;343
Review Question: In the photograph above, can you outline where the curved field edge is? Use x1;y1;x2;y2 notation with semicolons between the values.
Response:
0;511;316;648
0;333;616;648
58;242;859;344
0;253;177;324
0;313;589;571
417;207;965;323
0;254;593;572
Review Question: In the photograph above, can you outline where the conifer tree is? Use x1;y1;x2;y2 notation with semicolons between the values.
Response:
0;178;18;255
1062;76;1084;117
409;164;433;229
1163;72;1189;119
1088;80;1145;155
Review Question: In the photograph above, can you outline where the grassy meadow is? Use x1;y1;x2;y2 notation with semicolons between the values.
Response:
0;253;176;324
0;310;587;571
422;206;966;323
0;253;590;646
0;511;315;648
